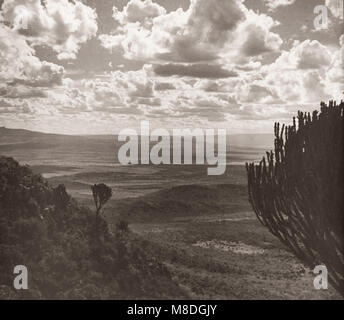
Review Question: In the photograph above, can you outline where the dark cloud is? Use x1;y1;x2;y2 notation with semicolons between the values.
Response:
153;64;238;79
241;25;282;57
154;82;176;91
136;97;162;106
0;85;47;99
0;99;34;114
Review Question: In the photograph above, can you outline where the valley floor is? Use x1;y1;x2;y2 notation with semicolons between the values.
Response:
124;211;341;300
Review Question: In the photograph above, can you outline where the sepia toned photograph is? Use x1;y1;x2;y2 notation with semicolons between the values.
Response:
0;0;343;305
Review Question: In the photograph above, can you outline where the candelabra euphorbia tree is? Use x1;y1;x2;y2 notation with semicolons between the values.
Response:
246;101;344;295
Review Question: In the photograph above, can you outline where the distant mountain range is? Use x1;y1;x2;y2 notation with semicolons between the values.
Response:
0;127;274;149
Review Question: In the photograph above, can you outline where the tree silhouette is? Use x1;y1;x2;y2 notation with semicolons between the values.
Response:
53;184;70;210
246;100;343;295
91;183;112;216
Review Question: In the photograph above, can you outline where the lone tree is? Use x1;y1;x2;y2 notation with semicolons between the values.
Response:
246;100;343;295
91;183;112;216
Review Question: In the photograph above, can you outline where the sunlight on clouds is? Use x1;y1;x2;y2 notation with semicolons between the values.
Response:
1;0;98;60
263;0;296;11
99;0;282;65
0;0;343;134
0;25;64;86
326;0;344;19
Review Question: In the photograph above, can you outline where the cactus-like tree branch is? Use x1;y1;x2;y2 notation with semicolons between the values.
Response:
246;100;344;295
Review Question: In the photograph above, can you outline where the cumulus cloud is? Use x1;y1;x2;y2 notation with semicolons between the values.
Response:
326;0;344;19
100;0;282;65
253;39;341;105
136;97;161;106
62;69;157;115
239;84;280;104
154;82;176;91
0;99;34;114
1;0;98;60
0;24;64;87
272;40;332;70
113;0;166;24
263;0;296;11
0;84;46;99
1;0;341;132
240;20;282;57
328;35;344;83
196;80;228;93
171;96;227;122
153;64;238;79
112;69;155;99
75;34;339;123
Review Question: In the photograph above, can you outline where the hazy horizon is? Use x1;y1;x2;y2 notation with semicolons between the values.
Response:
0;125;275;137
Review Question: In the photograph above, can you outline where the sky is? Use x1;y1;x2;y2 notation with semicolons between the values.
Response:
0;0;343;134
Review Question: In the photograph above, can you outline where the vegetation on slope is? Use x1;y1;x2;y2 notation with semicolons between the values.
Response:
0;156;185;299
112;184;251;223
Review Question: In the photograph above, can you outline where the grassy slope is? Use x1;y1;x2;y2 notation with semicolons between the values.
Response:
124;212;342;300
0;156;186;300
104;183;342;300
107;184;251;223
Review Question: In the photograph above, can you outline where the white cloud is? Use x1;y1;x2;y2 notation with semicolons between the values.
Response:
154;82;176;91
1;0;98;60
54;69;156;116
256;39;341;104
0;24;64;87
100;0;282;66
238;10;282;58
272;40;332;70
326;35;344;96
0;99;34;115
153;64;238;79
0;84;46;99
1;0;342;133
263;0;296;11
113;0;166;24
326;0;343;19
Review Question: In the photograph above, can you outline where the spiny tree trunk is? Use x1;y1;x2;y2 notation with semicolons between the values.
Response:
246;100;344;295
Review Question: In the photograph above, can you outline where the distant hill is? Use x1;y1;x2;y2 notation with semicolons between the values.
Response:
0;126;274;148
0;127;60;148
109;183;251;223
0;126;273;171
0;127;118;154
0;126;56;140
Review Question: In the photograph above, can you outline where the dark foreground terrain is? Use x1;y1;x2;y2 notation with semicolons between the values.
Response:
0;157;186;299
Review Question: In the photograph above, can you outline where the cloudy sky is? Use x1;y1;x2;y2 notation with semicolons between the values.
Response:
0;0;343;134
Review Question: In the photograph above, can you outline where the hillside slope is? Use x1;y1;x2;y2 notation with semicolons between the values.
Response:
108;183;251;223
0;156;185;299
